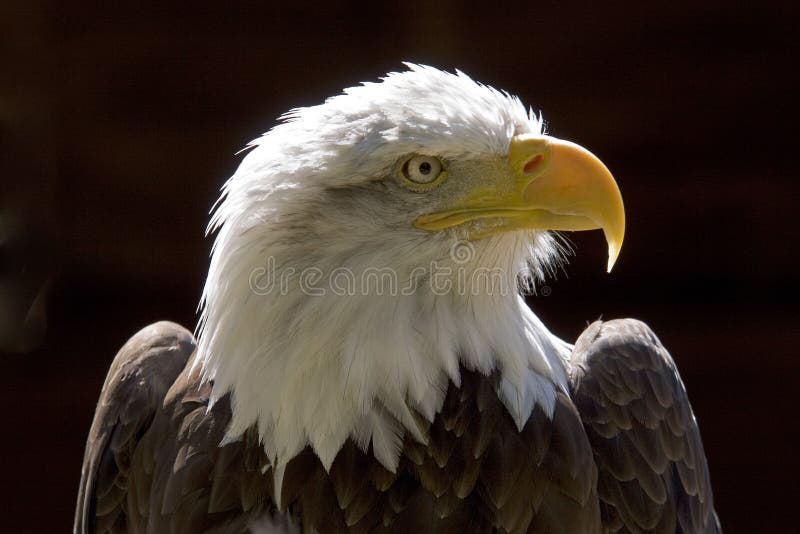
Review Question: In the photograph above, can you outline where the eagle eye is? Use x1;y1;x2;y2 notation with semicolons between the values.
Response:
400;155;446;188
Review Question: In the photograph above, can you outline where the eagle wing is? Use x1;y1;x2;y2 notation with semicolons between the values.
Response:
74;322;195;532
74;321;273;533
568;319;721;533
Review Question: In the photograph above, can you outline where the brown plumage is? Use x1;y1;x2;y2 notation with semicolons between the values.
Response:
570;320;719;533
75;319;719;533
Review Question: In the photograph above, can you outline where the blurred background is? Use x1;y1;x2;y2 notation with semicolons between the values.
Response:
1;1;796;531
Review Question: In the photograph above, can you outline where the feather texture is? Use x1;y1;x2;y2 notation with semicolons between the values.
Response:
568;319;720;533
76;320;719;533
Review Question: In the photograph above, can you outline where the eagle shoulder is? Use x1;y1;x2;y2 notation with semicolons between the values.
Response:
74;321;275;533
74;321;196;532
568;319;721;533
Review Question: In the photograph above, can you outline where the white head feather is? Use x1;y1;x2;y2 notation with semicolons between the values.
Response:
194;64;572;473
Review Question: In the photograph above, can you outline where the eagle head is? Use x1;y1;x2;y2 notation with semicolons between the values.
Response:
195;64;625;472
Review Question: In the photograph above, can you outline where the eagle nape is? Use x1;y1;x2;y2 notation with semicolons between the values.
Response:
75;65;719;533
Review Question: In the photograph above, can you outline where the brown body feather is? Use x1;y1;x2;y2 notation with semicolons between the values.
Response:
75;320;718;533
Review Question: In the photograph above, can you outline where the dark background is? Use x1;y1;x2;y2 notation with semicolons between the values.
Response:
1;1;797;532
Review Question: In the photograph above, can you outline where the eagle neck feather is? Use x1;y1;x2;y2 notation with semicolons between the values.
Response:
195;227;571;473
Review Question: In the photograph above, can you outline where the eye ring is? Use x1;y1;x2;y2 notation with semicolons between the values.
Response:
399;155;447;189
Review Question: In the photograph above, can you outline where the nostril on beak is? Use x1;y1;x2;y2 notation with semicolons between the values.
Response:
523;154;544;175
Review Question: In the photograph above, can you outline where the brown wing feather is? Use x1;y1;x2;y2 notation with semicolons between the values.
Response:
568;319;721;533
74;321;197;533
74;322;278;534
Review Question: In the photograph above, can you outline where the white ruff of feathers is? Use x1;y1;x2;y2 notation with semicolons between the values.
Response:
194;65;573;474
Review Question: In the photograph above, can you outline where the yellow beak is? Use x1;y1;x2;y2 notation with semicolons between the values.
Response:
414;134;625;272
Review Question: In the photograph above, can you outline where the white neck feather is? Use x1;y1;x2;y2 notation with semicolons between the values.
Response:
195;224;571;473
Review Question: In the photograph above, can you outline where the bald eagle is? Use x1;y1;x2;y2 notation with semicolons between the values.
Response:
75;65;719;533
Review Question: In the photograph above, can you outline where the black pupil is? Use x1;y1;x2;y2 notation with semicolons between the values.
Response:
418;161;432;175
